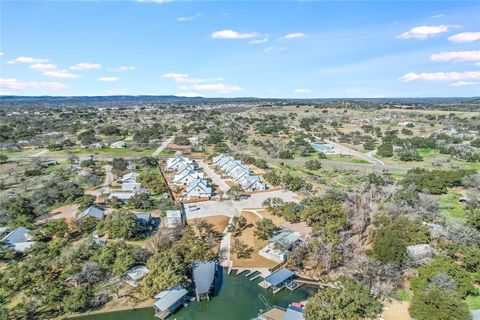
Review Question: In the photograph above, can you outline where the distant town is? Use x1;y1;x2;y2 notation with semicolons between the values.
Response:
0;97;479;320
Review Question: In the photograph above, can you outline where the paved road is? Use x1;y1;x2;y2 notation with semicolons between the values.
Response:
196;160;231;193
152;136;174;157
323;138;385;167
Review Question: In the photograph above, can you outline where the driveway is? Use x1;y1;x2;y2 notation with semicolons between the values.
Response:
196;160;231;193
151;136;174;157
96;164;112;195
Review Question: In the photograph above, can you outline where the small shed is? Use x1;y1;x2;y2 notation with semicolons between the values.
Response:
124;265;149;287
153;286;189;319
192;261;217;300
406;244;435;265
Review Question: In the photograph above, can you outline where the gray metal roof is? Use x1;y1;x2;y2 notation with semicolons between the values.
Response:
2;227;31;244
284;306;304;320
193;261;217;294
264;268;295;286
135;212;151;222
154;286;188;311
77;206;105;220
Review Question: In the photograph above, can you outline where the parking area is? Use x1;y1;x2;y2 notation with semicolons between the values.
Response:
183;200;239;220
232;190;300;210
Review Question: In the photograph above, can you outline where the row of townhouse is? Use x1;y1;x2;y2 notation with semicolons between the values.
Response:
212;154;266;192
166;156;213;200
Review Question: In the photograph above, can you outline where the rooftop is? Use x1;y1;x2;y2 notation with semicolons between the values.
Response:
264;268;295;286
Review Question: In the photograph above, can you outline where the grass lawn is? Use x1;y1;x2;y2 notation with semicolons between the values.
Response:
466;294;480;310
439;192;468;220
396;288;410;301
328;154;370;164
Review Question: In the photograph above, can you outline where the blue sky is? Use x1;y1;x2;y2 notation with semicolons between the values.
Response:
1;0;479;98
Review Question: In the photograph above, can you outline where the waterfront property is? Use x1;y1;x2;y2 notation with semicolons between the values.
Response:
192;261;218;300
153;286;189;319
260;268;296;294
259;230;301;263
255;302;305;320
124;265;150;287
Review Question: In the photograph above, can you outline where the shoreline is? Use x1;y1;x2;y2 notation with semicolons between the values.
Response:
61;298;154;319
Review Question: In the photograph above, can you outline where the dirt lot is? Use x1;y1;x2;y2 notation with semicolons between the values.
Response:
189;215;230;234
231;211;278;268
380;300;411;320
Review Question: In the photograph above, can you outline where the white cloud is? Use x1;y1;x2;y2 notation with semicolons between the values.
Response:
400;71;480;82
70;63;102;71
397;25;458;39
281;33;305;40
44;70;81;79
107;66;135;72
211;29;257;39
162;73;221;83
248;38;269;45
0;78;68;90
431;51;480;63
175;92;202;97
451;81;478;87
448;32;480;43
28;63;58;72
136;0;173;3
8;56;50;64
0;52;3;56
177;12;202;22
97;77;119;82
178;83;242;94
295;88;311;94
430;14;445;19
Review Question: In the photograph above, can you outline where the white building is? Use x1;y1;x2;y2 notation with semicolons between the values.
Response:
166;156;193;171
122;172;141;191
111;140;127;148
184;178;213;199
212;154;266;192
259;230;301;263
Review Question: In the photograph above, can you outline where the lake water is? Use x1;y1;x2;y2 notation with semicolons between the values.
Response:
74;270;317;320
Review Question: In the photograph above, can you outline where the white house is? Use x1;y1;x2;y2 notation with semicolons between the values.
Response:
213;154;266;192
122;172;141;191
185;178;213;199
124;265;149;287
172;169;204;186
111;140;127;148
166;156;193;171
259;230;301;263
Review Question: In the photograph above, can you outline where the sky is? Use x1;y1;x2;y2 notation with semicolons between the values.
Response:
0;0;479;98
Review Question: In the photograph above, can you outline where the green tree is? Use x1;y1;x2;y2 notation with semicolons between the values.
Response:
63;287;92;313
227;216;247;237
409;287;470;320
99;211;138;240
305;159;322;170
305;277;382;320
254;218;278;240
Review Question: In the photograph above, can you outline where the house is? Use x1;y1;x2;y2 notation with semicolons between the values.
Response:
406;244;435;265
259;230;301;263
89;142;103;149
238;174;266;192
171;168;204;186
192;261;218;300
213;154;267;192
184;178;213;199
166;156;193;171
398;121;415;127
109;191;135;202
310;143;334;154
1;227;36;252
259;268;296;294
165;210;184;228
124;265;149;287
76;206;105;221
122;172;141;191
153;286;189;320
111;140;127;148
135;212;153;226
